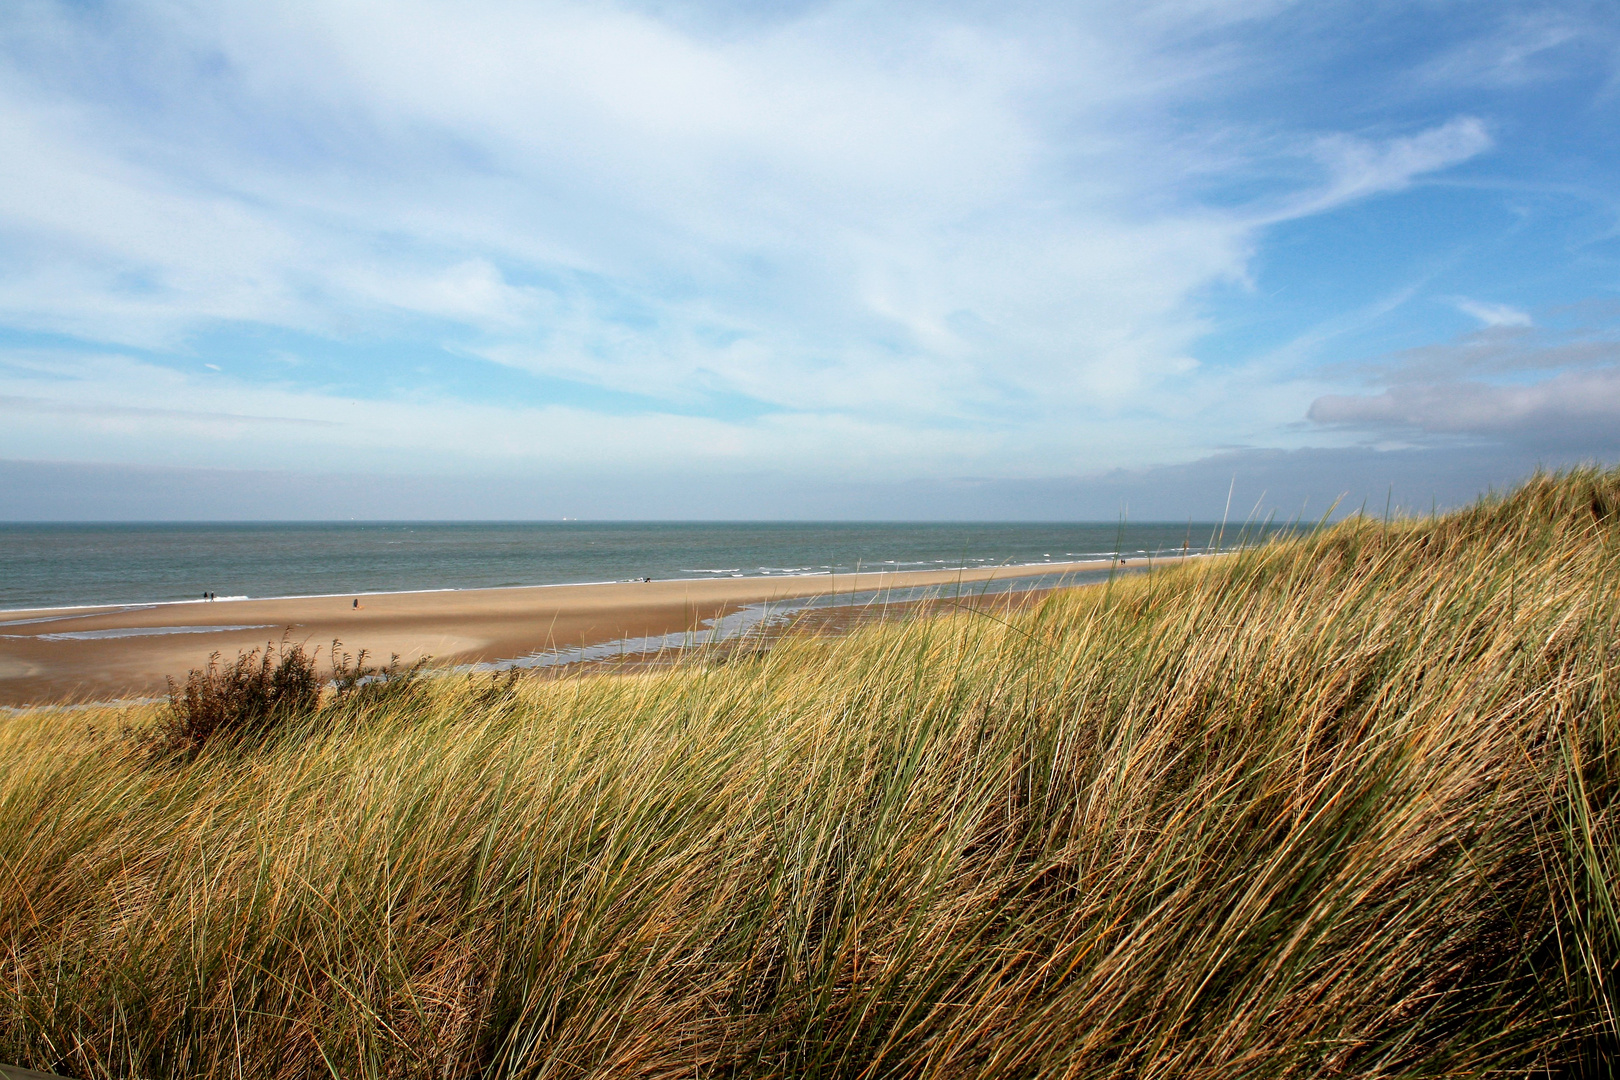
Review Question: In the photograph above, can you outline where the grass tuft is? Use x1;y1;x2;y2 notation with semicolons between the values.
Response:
154;632;322;759
149;637;431;762
2;465;1619;1078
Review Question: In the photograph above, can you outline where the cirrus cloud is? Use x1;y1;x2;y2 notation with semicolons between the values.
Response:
1;0;1611;516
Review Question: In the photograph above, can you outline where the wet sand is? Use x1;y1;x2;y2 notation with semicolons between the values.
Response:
0;557;1172;706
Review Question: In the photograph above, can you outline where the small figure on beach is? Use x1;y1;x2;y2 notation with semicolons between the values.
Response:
353;598;359;609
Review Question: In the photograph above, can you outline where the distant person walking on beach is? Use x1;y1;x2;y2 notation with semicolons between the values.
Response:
353;598;359;609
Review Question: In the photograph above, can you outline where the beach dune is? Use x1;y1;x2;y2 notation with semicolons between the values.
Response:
0;557;1158;707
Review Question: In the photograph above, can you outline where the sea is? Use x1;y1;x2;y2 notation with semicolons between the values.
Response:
0;521;1266;613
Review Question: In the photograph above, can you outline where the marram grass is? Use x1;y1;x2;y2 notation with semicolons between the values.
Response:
3;468;1619;1079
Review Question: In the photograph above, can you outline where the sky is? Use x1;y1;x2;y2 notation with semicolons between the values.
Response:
1;0;1617;520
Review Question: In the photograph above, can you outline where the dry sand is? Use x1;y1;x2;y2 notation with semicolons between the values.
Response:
0;557;1169;707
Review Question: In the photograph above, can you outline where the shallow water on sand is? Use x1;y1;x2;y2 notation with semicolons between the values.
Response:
0;521;1275;611
464;565;1128;672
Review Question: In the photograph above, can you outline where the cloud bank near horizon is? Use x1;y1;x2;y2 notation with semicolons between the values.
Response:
0;445;1571;522
0;0;1617;516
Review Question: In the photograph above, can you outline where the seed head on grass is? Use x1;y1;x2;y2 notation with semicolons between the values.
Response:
151;635;431;760
1;466;1618;1078
326;641;431;711
154;630;322;758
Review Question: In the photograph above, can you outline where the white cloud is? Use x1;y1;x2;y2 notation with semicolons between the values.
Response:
0;1;1511;479
1263;117;1491;223
336;260;542;331
1454;298;1532;328
1307;367;1620;450
0;348;1011;475
1338;321;1620;383
1417;15;1584;88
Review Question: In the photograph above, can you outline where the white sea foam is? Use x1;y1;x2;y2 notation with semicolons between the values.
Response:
0;697;164;714
3;523;1254;613
0;607;152;628
15;624;275;642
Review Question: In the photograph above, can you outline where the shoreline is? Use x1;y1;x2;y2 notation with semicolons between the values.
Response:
0;555;1192;707
0;556;1187;617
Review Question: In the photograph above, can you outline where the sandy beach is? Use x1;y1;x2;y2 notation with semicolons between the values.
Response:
0;557;1175;707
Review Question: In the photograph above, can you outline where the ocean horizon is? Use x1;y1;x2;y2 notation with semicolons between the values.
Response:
0;520;1285;612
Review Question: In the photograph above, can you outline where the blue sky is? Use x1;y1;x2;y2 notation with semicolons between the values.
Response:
1;0;1617;519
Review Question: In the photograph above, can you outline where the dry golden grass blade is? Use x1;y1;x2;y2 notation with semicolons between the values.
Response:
0;466;1617;1077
